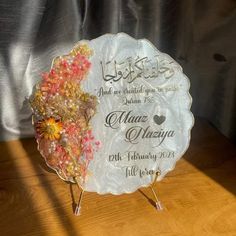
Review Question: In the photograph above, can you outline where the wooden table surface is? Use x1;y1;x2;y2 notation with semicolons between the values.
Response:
0;118;236;236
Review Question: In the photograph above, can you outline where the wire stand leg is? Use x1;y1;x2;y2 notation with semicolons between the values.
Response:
149;171;163;211
74;181;84;216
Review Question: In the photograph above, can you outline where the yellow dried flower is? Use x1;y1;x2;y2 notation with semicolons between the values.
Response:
61;81;82;98
71;43;93;57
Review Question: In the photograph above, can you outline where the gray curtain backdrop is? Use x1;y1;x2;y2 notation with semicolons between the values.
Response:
0;0;235;141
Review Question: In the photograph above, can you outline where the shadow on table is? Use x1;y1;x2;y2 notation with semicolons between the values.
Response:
0;141;45;235
1;137;82;235
183;118;236;195
19;138;80;236
138;189;156;209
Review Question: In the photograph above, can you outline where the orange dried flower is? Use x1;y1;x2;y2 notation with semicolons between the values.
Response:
36;118;63;140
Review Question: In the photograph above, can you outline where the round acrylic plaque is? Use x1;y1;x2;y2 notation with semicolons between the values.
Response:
30;33;194;196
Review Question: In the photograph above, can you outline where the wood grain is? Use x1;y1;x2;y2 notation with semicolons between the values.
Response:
0;118;235;236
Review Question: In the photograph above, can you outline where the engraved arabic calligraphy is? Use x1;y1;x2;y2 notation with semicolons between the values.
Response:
101;56;175;83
